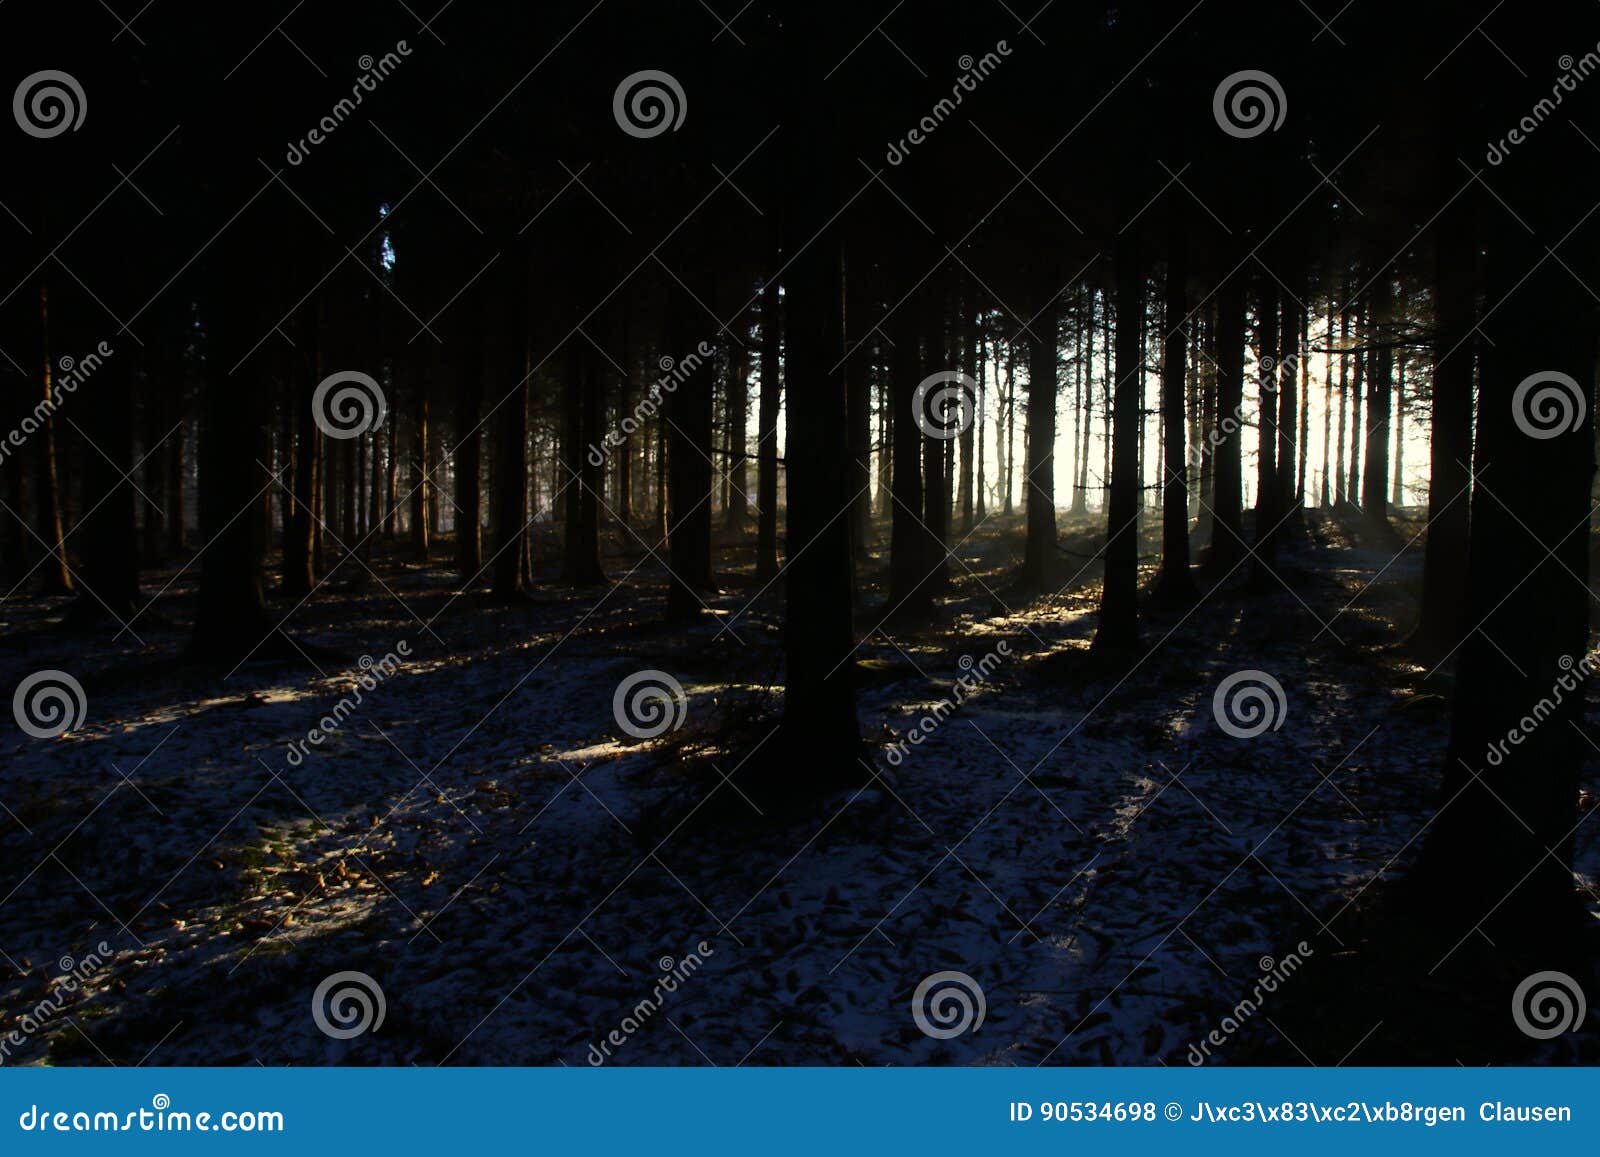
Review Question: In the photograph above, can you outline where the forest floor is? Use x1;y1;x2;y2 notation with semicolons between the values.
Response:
2;506;1598;1066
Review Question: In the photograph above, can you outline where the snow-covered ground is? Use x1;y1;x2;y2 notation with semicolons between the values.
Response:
2;511;1596;1066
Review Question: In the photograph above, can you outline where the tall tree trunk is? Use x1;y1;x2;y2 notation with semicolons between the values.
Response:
282;301;319;599
1346;307;1364;507
561;339;606;585
1252;277;1279;560
74;342;140;621
492;251;530;598
1021;285;1058;589
756;271;782;580
1095;239;1142;649
410;351;431;560
454;300;484;582
1361;273;1392;530
1275;284;1300;521
189;235;279;663
1415;165;1475;657
34;281;72;594
666;278;714;621
1153;228;1194;604
843;266;871;554
887;276;933;619
1414;118;1593;941
777;20;861;772
975;329;988;521
725;332;752;534
1296;305;1310;506
1321;301;1334;508
920;298;950;590
1206;275;1246;571
958;295;976;534
1391;351;1406;507
1003;342;1016;516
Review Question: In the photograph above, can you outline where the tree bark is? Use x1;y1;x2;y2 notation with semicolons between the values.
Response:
1021;284;1058;589
1094;238;1143;649
1153;227;1195;604
756;270;782;580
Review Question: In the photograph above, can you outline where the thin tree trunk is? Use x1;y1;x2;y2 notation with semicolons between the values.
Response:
1095;238;1142;648
1021;284;1058;589
1362;273;1392;529
1153;228;1194;604
1206;276;1246;571
756;271;782;579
